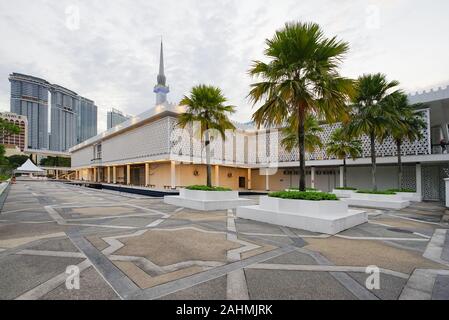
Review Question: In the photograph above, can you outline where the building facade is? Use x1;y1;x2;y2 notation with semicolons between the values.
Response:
9;73;50;150
70;85;449;203
76;97;97;144
0;112;28;152
107;108;130;129
49;85;78;151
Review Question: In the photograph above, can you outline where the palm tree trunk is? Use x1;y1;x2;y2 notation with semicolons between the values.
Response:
298;108;306;192
370;132;377;191
397;139;402;190
205;130;212;187
343;158;347;188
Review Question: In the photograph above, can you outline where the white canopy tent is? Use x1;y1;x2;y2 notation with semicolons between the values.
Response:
15;159;45;175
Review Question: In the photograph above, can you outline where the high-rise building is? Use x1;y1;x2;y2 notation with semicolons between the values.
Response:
9;72;98;151
49;85;78;151
76;97;97;144
107;108;130;129
9;73;50;150
153;40;170;105
0;112;28;152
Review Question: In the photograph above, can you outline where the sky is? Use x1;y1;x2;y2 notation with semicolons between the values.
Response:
0;0;449;133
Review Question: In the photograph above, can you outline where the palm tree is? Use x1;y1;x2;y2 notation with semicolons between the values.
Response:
178;85;236;187
347;73;401;191
326;128;362;188
281;115;323;153
249;22;353;191
383;92;426;189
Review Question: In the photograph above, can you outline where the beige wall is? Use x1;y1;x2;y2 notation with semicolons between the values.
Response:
77;162;254;191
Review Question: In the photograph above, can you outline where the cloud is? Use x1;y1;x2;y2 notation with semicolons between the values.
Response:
0;0;448;133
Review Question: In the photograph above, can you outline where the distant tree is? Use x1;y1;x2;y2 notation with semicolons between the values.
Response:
0;118;21;140
326;128;362;188
178;85;236;187
281;115;323;153
347;73;401;191
40;156;71;167
6;154;29;169
383;92;427;189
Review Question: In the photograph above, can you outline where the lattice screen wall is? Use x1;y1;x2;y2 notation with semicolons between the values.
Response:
168;109;431;165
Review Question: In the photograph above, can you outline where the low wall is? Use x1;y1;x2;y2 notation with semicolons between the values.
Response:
0;181;11;212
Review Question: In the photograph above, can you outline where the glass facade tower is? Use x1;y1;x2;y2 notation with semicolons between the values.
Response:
9;73;50;150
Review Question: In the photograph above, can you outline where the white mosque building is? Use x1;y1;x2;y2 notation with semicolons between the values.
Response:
69;42;449;203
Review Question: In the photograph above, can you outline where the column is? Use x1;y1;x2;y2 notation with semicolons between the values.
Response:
107;167;111;183
93;168;97;182
311;167;316;189
56;170;59;180
265;170;270;191
126;165;131;185
214;165;220;187
113;166;117;184
170;161;176;189
416;163;422;200
145;163;150;187
339;166;344;187
247;168;252;190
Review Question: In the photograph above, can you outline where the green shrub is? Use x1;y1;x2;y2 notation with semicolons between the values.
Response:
269;191;339;201
186;185;232;191
356;190;397;195
335;187;357;191
387;189;416;193
286;187;318;191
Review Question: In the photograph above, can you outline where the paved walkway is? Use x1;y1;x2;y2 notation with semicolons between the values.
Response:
1;180;448;300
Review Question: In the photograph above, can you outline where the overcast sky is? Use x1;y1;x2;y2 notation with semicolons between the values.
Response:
1;0;449;133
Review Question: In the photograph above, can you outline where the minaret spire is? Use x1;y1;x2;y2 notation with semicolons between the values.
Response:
154;37;169;105
157;39;166;86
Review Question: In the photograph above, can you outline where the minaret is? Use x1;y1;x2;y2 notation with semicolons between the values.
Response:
153;39;170;105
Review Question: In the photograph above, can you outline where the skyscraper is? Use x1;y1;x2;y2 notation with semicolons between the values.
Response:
9;73;50;150
49;85;78;151
153;40;170;105
76;97;97;144
107;108;130;129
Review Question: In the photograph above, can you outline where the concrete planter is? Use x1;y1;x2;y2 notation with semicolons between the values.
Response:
237;196;367;235
351;193;404;201
395;192;421;202
164;188;252;211
341;192;410;209
260;196;348;215
179;189;239;201
332;189;357;198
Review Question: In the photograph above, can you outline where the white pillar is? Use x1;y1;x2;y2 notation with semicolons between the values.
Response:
445;179;449;208
113;166;117;184
311;167;316;189
214;165;220;187
126;165;131;185
93;168;97;182
145;163;150;187
339;166;344;187
107;167;111;183
56;170;59;180
416;163;422;200
247;168;252;190
170;161;176;189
